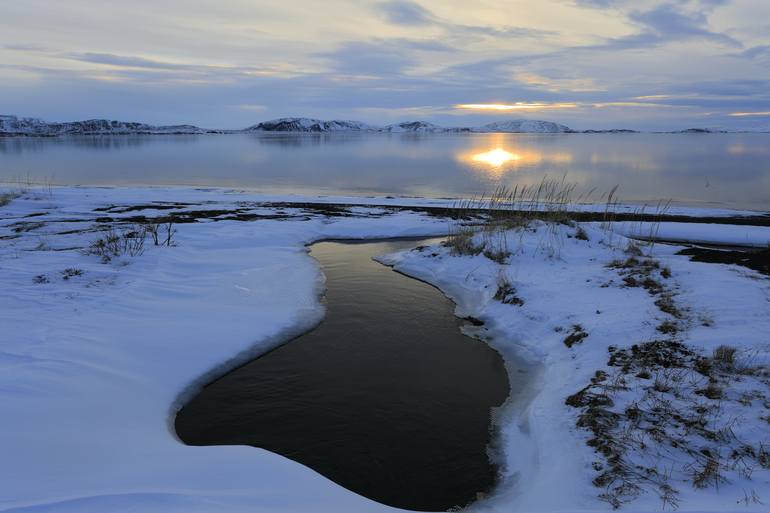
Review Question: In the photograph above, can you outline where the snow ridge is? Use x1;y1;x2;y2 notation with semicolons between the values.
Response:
475;119;572;133
246;117;573;133
245;118;374;132
1;114;575;136
0;115;217;136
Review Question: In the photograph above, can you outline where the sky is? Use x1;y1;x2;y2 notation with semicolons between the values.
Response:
1;0;769;130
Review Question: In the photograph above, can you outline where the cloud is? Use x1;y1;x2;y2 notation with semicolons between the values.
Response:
456;102;579;111
376;0;434;26
316;38;454;77
627;3;740;47
515;71;606;93
375;0;555;39
0;0;767;130
3;43;48;52
729;111;770;117
67;52;199;70
236;104;267;112
573;0;617;7
568;1;739;50
737;45;770;60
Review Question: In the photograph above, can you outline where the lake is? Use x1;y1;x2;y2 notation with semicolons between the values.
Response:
1;133;769;210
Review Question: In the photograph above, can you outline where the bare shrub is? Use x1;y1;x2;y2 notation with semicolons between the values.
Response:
87;224;147;261
146;222;161;245
162;221;176;246
143;220;176;247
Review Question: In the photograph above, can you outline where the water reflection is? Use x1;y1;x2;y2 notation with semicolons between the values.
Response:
0;133;768;210
471;148;522;167
458;135;573;177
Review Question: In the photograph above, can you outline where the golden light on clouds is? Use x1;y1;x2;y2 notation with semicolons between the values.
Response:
728;111;770;117
514;72;604;93
633;95;672;100
455;102;578;111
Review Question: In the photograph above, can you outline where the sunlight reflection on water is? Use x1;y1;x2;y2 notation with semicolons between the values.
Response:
1;132;769;209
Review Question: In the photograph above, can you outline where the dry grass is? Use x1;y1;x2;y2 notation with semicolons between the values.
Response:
568;340;770;509
564;324;589;348
0;192;19;207
86;224;148;261
493;274;524;305
446;176;597;259
713;345;737;367
85;221;177;262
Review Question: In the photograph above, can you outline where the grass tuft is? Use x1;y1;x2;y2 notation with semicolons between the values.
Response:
564;324;589;348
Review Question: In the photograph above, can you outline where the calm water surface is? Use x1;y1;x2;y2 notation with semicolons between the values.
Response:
1;133;769;210
175;239;513;511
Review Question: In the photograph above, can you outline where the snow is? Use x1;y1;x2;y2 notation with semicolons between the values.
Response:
245;118;375;132
382;121;446;133
1;115;578;135
239;117;575;134
383;224;770;512
610;221;770;248
0;115;214;135
1;185;769;513
475;120;572;133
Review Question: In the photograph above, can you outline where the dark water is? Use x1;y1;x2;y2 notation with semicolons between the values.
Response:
678;245;770;276
175;239;512;511
2;133;770;210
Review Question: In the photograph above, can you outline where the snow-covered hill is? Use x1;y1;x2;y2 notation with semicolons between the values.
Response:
0;115;214;136
6;114;696;136
475;119;573;133
381;121;449;133
245;118;373;132
245;117;574;133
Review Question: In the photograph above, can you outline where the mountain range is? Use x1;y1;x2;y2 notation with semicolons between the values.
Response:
1;114;750;136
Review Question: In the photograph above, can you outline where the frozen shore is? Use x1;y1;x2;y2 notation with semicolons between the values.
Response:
1;185;769;513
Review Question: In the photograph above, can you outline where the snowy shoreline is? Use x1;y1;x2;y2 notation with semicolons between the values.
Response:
1;185;769;513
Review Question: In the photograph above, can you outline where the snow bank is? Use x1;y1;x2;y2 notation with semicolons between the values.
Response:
610;221;770;247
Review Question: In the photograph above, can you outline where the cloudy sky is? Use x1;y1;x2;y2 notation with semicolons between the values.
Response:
1;0;769;130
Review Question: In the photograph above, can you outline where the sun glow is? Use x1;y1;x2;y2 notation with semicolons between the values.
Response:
457;135;573;177
455;102;578;111
471;148;521;167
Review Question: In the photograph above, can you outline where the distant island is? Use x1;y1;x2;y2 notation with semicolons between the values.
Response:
0;114;755;137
